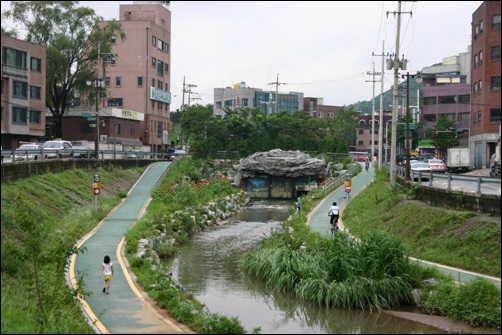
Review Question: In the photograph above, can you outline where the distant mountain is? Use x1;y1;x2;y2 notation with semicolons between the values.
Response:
347;77;422;114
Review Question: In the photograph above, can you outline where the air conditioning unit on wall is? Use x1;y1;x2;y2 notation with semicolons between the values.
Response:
100;135;108;142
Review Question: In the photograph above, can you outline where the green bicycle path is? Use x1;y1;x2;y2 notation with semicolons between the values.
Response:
307;163;501;290
71;161;194;334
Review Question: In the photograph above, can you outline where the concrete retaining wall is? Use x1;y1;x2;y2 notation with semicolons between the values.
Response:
1;159;153;183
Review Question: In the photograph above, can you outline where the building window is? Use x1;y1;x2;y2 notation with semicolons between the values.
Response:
165;43;169;53
478;80;482;95
475;24;479;38
131;125;135;136
13;81;28;98
152;36;156;46
158;122;163;138
438;95;456;104
30;110;40;124
108;98;123;107
115;124;121;135
111;55;116;65
105;77;110;86
318;112;323;118
458;113;470;122
491;46;501;61
359;130;364;135
116;77;121;86
157;39;164;50
152;57;156;67
490;109;501;123
477;111;482;124
473;82;478;96
12;106;27;124
493;14;501;29
157;60;164;75
81;123;92;133
30;86;41;99
111;34;116;43
479;50;483;66
138;77;143;86
165;63;169;73
30;57;41;72
474;54;478;68
358;141;364;146
472;112;477;126
479;20;483;35
2;47;27;68
423;97;437;105
458;95;470;104
423;114;436;122
491;76;501;91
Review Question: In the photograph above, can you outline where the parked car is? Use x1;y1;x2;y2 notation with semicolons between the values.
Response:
400;157;418;166
428;159;446;173
490;161;500;178
410;162;432;180
14;143;42;161
73;146;94;158
418;153;434;161
42;140;73;159
167;148;187;157
126;149;145;159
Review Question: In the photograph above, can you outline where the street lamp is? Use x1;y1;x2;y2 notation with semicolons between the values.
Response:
86;79;105;159
401;71;422;180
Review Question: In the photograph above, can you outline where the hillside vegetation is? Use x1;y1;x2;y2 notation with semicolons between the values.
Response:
1;166;143;334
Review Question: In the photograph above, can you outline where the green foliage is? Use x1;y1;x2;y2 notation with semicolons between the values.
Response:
1;166;140;334
418;278;501;329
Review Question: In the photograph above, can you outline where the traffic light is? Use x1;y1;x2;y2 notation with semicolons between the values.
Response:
435;131;441;135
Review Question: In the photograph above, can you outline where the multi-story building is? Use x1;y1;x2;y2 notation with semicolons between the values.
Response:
214;82;304;117
303;97;343;120
470;1;501;168
351;111;392;158
419;49;472;157
54;1;172;153
1;35;46;150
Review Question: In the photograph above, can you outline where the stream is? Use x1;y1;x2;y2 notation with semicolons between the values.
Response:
166;199;446;334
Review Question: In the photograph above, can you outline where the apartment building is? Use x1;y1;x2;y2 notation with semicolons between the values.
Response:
303;97;343;120
470;1;501;168
58;1;172;152
1;35;46;150
214;82;304;117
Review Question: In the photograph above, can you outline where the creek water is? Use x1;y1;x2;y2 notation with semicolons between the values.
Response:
166;200;446;334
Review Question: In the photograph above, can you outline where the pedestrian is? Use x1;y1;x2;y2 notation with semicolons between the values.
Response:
328;202;340;229
98;255;114;294
365;160;369;171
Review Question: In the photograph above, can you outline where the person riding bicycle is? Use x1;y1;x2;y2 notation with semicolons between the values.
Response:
328;202;340;231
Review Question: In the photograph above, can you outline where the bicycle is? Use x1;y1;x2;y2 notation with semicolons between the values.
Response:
330;215;339;236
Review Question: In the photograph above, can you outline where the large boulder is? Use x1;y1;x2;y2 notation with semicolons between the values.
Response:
238;149;325;179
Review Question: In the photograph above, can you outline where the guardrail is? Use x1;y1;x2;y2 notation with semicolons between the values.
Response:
396;166;500;194
1;149;186;162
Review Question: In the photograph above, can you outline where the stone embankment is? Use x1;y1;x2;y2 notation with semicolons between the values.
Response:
136;191;251;259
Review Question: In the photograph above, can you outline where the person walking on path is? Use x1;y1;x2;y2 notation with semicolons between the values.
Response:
98;255;114;294
328;202;340;230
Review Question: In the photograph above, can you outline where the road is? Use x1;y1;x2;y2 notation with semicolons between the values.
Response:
307;163;501;290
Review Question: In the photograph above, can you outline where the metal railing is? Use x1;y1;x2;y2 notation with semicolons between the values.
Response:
396;166;500;193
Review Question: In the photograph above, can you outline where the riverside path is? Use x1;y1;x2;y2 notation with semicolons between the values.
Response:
69;161;195;334
307;163;501;290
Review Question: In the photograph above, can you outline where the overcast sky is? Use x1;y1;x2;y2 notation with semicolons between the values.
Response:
2;1;483;111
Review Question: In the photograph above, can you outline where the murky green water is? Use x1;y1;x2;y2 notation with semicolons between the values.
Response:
167;200;446;334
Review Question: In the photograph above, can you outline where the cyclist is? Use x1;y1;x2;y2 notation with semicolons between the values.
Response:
328;202;340;232
365;160;369;172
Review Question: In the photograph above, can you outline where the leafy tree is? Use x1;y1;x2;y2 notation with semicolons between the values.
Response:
426;116;459;155
2;1;125;139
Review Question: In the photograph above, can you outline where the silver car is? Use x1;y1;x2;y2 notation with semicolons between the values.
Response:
42;140;73;159
14;144;42;161
428;159;446;173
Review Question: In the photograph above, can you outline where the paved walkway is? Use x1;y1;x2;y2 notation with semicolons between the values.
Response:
307;163;501;290
69;161;195;334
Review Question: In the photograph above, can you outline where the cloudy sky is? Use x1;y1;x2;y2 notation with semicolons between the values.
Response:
2;1;483;110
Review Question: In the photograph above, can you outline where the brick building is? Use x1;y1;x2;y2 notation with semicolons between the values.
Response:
470;1;501;168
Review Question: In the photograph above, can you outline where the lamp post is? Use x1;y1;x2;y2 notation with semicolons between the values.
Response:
86;79;104;159
401;71;422;180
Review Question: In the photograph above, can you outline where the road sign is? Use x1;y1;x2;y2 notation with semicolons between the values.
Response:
89;124;96;128
404;131;412;139
345;174;352;181
345;187;351;193
404;124;417;129
344;180;352;187
93;175;100;182
92;182;101;189
93;188;100;195
82;113;91;117
87;117;96;121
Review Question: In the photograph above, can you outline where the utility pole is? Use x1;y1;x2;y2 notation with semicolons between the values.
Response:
372;41;387;171
180;77;197;149
387;1;411;186
269;73;285;114
366;62;381;166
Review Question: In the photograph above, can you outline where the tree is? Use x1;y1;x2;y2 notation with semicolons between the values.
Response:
2;1;125;138
426;116;459;156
